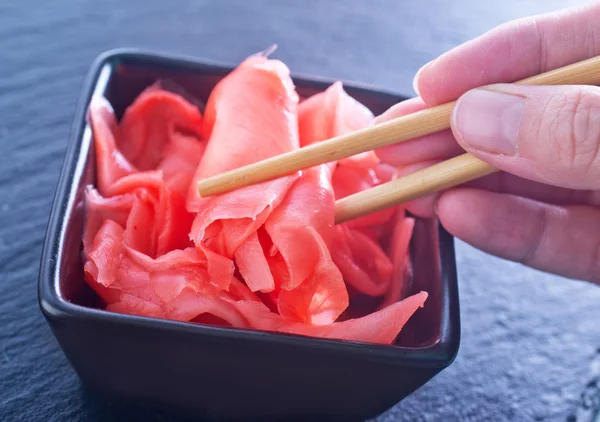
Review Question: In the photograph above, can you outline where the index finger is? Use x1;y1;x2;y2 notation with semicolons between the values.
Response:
414;2;600;106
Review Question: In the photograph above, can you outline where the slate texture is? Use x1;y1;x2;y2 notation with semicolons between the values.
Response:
0;1;599;421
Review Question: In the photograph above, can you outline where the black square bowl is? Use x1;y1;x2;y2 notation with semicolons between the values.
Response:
38;49;461;422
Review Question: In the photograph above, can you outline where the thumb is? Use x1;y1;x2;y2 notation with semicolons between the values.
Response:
451;84;600;190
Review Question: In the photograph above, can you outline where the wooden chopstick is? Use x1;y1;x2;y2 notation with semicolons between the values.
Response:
335;153;495;224
197;55;600;223
197;55;600;200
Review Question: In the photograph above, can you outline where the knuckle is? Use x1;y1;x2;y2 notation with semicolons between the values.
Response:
541;87;600;179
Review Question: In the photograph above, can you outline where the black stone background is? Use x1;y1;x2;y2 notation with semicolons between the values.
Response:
1;1;599;421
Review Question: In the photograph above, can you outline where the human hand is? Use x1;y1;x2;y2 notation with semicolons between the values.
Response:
375;3;600;284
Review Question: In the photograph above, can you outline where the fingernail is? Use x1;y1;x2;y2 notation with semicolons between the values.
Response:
412;73;421;95
452;88;525;155
412;60;433;95
433;198;440;216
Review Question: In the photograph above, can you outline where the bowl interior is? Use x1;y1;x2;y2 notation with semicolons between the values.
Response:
57;52;450;349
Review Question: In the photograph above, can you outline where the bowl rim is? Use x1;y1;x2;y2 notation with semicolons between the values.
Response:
38;48;460;368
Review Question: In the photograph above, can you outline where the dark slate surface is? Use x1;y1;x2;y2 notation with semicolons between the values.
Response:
1;0;599;421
